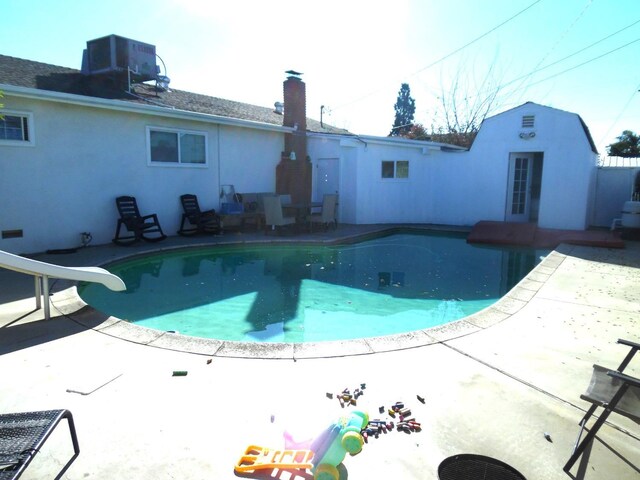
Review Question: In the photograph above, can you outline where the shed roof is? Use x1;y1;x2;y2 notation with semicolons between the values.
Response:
488;101;598;154
0;54;350;135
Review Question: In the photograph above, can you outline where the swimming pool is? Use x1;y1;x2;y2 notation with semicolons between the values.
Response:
79;232;547;343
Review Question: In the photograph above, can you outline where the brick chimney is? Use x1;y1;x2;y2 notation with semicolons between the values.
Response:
283;71;307;161
276;70;311;203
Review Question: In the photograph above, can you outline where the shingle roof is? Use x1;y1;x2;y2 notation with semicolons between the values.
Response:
0;54;350;135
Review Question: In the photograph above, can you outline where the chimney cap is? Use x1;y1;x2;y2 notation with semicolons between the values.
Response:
285;70;303;78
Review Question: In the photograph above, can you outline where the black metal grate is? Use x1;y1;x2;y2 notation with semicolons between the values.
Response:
439;454;526;480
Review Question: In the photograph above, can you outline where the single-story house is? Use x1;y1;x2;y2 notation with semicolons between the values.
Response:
0;35;600;254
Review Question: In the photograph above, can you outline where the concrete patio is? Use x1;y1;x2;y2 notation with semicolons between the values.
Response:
0;225;638;480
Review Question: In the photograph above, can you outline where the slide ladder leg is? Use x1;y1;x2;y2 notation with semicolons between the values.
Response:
34;276;42;310
42;274;50;320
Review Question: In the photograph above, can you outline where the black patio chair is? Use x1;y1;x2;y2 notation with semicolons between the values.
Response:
564;338;640;474
113;196;166;245
0;409;80;480
177;194;220;236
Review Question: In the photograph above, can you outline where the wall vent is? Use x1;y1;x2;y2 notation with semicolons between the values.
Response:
522;115;535;128
2;229;23;239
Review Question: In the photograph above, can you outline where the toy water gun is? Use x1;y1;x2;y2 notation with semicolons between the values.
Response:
235;410;369;480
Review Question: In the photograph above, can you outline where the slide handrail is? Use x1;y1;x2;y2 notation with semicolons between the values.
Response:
0;249;126;320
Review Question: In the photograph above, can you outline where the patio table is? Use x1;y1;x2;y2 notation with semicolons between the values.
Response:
282;202;323;224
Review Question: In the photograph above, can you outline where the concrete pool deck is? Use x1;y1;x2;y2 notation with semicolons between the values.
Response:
0;224;638;479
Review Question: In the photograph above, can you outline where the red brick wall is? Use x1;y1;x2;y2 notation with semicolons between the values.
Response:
277;75;310;203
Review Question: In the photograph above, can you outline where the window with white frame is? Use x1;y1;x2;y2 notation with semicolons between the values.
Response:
381;160;409;179
147;127;207;165
0;111;33;146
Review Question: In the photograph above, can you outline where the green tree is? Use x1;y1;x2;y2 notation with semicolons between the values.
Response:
607;130;640;157
389;83;415;136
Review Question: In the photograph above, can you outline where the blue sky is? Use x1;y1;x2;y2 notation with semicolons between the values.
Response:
2;0;639;154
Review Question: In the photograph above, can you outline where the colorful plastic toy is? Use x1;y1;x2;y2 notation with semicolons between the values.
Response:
235;445;314;473
234;410;369;480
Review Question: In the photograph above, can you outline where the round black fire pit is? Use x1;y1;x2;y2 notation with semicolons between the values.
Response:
438;454;526;480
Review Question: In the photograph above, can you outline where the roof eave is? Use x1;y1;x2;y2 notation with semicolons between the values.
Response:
307;131;467;152
0;83;295;133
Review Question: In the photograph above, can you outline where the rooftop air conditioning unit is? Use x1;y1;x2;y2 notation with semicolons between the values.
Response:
83;35;157;82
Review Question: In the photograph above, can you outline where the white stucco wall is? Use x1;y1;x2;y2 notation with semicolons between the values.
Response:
308;103;597;231
218;125;281;194
1;96;283;254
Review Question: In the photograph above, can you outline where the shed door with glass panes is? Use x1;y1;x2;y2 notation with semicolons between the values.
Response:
505;153;533;222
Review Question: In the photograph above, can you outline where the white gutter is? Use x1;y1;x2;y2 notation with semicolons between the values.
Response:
0;249;126;320
307;131;467;151
0;83;295;134
354;133;467;150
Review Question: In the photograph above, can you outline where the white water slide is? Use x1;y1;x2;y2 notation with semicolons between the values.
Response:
0;249;126;320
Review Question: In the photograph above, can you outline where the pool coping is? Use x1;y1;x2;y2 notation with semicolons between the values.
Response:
49;230;566;359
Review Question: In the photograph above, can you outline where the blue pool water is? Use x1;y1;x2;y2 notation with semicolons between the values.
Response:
78;232;547;343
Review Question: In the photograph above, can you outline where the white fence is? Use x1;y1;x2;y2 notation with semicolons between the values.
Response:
598;156;640;167
592;166;640;228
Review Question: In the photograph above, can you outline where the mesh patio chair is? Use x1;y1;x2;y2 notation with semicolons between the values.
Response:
307;194;337;231
113;196;167;245
177;194;221;236
263;195;296;234
564;338;640;474
0;409;80;480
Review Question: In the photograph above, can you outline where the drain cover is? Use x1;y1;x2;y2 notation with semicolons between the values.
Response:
438;454;526;480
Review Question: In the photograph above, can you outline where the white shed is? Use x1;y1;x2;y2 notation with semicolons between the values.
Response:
469;102;598;230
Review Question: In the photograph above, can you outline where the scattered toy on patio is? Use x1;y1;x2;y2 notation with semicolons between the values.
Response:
235;445;314;476
236;410;369;480
328;384;366;408
362;400;423;441
324;384;424;442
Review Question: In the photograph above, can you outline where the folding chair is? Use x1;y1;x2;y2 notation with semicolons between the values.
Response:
564;339;640;474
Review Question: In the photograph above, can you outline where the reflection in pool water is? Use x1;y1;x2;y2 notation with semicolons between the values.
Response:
79;232;547;343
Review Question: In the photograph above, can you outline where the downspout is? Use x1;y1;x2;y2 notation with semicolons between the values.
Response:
216;124;221;208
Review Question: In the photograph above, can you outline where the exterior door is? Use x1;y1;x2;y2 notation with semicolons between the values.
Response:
506;153;534;222
315;158;339;199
